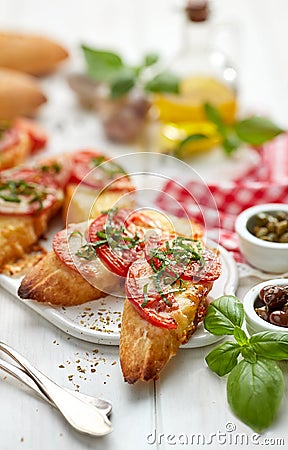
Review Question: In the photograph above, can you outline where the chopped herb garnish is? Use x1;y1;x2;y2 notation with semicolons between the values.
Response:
145;236;205;306
0;179;49;211
76;244;97;260
40;163;62;174
0;194;21;203
91;157;127;178
141;283;149;308
68;230;84;240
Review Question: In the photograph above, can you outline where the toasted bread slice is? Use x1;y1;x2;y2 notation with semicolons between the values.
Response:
19;211;203;305
0;132;30;171
18;252;107;305
120;282;211;384
0;198;61;270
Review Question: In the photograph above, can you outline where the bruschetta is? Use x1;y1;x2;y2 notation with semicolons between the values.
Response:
0;118;47;171
18;209;203;305
63;150;135;223
0;165;63;269
120;234;221;383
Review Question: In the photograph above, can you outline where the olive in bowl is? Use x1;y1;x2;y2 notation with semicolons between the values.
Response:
243;279;288;335
235;203;288;273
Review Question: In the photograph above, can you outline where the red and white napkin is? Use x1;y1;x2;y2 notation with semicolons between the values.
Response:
156;133;288;265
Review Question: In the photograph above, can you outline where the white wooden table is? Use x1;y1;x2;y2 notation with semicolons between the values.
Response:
1;1;288;449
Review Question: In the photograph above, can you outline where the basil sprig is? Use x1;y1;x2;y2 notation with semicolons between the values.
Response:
178;103;284;156
204;295;288;432
81;45;179;98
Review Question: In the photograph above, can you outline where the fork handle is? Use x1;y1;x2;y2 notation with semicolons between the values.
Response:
0;341;112;436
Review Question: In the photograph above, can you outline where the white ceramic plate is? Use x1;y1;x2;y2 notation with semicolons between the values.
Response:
0;240;238;348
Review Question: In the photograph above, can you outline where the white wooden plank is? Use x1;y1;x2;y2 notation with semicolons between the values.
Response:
0;287;155;450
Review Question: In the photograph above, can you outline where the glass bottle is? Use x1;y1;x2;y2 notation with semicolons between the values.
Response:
153;0;238;156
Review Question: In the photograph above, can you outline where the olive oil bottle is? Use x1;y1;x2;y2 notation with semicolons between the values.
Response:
153;0;238;157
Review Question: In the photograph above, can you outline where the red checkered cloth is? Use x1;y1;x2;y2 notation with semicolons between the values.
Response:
156;133;288;263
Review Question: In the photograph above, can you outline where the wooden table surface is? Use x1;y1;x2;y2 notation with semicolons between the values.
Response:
1;1;288;449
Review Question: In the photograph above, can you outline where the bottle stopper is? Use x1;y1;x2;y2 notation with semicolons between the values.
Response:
185;0;209;22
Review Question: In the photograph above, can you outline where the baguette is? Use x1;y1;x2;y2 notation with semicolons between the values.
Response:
0;118;47;170
120;282;211;384
0;68;46;119
0;132;30;171
0;164;63;269
0;32;68;75
18;219;124;305
0;199;61;269
19;211;202;305
18;251;106;306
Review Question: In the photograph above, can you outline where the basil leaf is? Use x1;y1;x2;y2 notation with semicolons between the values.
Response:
235;117;284;146
204;295;244;335
110;74;135;99
250;331;288;360
81;45;124;82
227;358;284;432
205;341;240;376
240;345;257;363
144;53;159;67
233;326;248;346
145;72;180;94
176;134;208;157
204;103;226;136
222;134;240;155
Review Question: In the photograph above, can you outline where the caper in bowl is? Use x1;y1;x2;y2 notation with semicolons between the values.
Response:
235;204;288;273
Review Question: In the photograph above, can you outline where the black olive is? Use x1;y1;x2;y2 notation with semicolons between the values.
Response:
255;306;270;322
260;285;287;309
269;310;288;327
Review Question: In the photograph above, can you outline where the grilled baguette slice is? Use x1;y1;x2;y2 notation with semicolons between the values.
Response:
18;251;106;305
19;212;203;305
0;132;30;171
120;282;211;384
0;198;61;269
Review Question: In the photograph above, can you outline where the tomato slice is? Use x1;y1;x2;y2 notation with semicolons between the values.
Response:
13;118;48;153
53;223;87;272
1;166;58;189
144;235;221;283
0;167;62;216
126;258;178;329
180;247;222;281
69;149;132;191
0;128;21;153
36;154;72;189
88;209;159;277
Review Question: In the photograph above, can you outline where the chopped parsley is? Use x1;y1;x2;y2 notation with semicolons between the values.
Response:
141;236;205;309
75;223;141;260
0;180;48;211
91;157;127;178
40;162;62;174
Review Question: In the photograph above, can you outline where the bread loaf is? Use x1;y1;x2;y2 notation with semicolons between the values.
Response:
0;68;46;119
0;32;68;75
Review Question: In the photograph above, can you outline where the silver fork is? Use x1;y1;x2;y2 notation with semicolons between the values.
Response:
0;357;112;416
0;341;112;437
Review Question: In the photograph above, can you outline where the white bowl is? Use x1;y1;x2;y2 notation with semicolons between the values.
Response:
235;203;288;273
243;279;288;335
